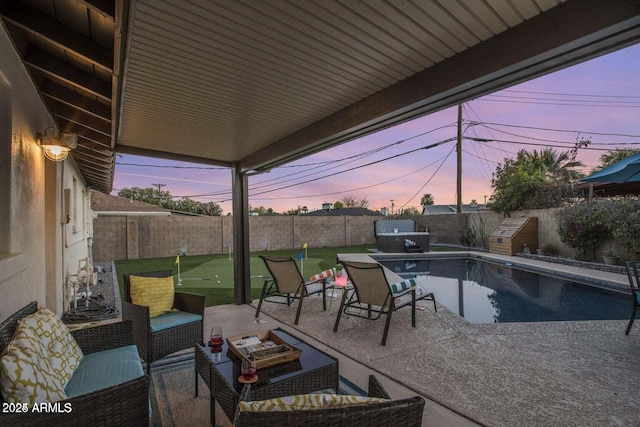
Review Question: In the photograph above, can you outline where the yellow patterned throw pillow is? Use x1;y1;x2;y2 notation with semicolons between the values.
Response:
0;307;83;404
129;275;175;318
20;308;84;385
238;393;389;412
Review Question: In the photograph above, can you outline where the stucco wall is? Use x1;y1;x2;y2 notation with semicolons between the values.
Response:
0;25;52;319
0;25;90;318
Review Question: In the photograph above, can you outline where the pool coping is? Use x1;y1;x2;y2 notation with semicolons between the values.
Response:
338;250;631;335
368;250;631;293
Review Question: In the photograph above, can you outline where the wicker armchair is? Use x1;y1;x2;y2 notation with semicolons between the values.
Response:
234;375;425;426
0;301;150;427
122;270;205;373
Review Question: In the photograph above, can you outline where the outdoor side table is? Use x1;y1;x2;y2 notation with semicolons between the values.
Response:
195;328;339;426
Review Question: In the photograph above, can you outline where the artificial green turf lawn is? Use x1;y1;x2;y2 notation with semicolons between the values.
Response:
114;245;376;307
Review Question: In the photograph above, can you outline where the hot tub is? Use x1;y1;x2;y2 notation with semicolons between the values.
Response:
376;232;429;253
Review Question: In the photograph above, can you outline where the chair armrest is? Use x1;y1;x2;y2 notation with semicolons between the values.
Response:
391;287;416;298
71;320;136;355
175;292;206;316
122;301;150;362
0;375;150;426
367;375;391;399
239;383;253;401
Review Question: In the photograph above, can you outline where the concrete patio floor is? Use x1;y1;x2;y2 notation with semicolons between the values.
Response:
204;253;640;426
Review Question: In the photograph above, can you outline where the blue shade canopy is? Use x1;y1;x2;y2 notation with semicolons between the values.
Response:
580;153;640;183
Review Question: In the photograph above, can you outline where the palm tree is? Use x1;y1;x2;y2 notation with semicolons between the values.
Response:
524;148;584;182
420;193;434;205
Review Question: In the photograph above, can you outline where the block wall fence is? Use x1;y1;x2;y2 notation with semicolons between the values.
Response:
92;208;577;262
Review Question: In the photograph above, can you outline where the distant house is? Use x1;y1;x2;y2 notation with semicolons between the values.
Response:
422;204;487;215
91;191;172;217
303;207;383;216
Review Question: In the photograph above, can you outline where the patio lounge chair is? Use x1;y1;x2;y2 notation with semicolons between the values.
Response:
122;270;205;373
256;256;329;324
624;261;640;334
234;375;424;426
334;261;436;345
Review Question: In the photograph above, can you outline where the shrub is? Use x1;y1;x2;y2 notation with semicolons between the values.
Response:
609;197;640;258
555;200;613;261
460;224;476;247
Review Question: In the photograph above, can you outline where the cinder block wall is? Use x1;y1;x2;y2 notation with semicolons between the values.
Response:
93;217;127;261
93;214;381;261
92;209;575;261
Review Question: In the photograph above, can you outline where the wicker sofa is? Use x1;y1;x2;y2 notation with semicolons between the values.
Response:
122;270;205;373
0;301;149;426
234;375;425;426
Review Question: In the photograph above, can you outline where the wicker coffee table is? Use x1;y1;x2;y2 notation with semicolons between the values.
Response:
195;328;339;426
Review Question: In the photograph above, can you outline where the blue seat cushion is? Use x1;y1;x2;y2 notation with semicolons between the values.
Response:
150;311;202;333
65;345;143;398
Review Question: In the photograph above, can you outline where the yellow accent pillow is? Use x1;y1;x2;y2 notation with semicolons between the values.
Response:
129;275;175;318
0;307;83;404
238;393;389;412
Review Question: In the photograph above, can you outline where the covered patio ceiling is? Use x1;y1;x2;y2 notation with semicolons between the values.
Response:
3;0;640;190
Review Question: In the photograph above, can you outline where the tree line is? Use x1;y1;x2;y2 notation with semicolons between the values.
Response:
118;147;637;217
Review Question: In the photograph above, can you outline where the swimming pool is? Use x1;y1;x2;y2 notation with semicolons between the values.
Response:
376;257;631;324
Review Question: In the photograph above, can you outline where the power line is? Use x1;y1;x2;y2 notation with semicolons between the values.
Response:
465;120;640;139
475;98;640;108
252;154;449;201
249;138;458;197
465;136;640;151
484;93;640;105
502;89;640;99
177;122;459;199
397;144;456;210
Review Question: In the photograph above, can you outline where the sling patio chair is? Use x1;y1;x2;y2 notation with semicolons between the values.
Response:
256;256;331;324
624;261;640;335
334;260;436;345
122;270;205;374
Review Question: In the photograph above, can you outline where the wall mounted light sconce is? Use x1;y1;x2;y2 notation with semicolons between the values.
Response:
37;127;78;161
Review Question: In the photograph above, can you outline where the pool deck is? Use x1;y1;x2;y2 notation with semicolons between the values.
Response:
208;252;640;426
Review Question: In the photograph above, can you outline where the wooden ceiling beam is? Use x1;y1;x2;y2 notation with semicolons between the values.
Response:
40;80;111;122
25;49;111;102
45;98;111;136
0;1;113;72
75;161;113;176
54;118;111;148
72;150;114;166
73;145;114;161
78;0;115;21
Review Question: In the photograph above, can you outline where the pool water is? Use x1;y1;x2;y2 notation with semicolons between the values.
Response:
377;258;631;324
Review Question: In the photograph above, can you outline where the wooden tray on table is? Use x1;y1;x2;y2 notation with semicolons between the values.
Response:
227;330;301;370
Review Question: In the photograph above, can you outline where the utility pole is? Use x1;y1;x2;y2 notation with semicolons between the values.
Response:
389;200;395;216
152;183;166;193
456;104;462;214
152;183;166;200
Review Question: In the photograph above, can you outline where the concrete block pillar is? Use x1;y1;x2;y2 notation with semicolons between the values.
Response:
126;217;139;260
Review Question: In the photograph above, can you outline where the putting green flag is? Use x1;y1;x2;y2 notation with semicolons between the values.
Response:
175;254;180;265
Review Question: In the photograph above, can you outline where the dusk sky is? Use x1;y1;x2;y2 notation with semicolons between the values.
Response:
112;43;640;215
